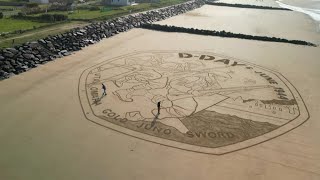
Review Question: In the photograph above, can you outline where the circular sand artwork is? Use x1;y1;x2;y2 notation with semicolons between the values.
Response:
78;51;309;154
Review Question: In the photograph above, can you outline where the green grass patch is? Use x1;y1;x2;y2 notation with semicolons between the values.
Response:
0;0;17;2
0;18;51;33
0;21;88;48
29;0;187;21
70;9;128;19
159;0;189;5
30;9;129;20
0;5;18;9
26;0;190;21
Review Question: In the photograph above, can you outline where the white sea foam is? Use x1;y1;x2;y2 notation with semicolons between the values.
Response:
276;0;320;23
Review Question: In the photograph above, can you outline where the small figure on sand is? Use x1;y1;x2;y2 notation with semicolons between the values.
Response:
157;101;161;114
102;83;107;96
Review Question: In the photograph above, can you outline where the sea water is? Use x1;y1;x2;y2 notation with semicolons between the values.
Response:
276;0;320;30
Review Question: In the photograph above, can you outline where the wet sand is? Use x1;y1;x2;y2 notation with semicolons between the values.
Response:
0;3;320;180
156;5;320;44
281;0;320;9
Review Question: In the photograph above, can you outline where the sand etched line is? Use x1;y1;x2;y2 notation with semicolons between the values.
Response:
78;50;309;155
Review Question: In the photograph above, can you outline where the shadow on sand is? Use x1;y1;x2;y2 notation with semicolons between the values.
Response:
92;93;106;105
151;113;160;127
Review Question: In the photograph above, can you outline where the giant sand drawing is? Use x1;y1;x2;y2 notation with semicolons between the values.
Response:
78;51;309;154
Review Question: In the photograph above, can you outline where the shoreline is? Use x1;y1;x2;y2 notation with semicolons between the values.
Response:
276;0;320;29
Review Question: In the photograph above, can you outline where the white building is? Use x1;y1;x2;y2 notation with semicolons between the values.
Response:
29;0;49;4
104;0;134;6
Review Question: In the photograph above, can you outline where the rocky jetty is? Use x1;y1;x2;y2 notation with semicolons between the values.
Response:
140;24;317;47
0;0;205;80
205;1;291;11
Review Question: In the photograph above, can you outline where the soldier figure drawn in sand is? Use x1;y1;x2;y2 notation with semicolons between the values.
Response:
80;51;308;154
90;53;285;133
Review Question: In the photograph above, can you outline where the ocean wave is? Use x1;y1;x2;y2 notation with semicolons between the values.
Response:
276;0;320;22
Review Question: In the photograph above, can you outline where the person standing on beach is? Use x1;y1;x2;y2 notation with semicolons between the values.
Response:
102;83;107;96
157;101;161;114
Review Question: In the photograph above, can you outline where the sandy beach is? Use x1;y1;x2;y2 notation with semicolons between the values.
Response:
0;1;320;179
156;5;320;43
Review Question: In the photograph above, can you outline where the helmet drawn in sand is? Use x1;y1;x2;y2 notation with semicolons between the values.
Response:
109;54;270;133
79;51;309;154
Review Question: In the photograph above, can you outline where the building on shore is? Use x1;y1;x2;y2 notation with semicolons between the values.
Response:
103;0;135;6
